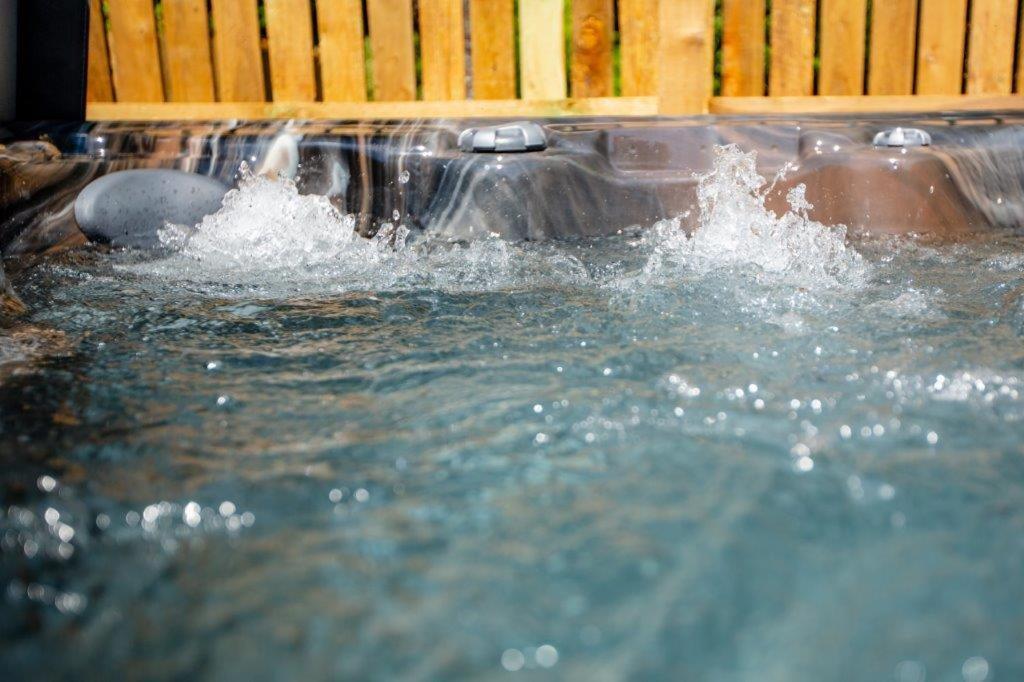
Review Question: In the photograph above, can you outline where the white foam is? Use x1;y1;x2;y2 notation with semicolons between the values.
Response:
154;171;378;276
129;147;868;297
128;170;588;294
640;145;868;287
986;252;1024;271
865;288;941;319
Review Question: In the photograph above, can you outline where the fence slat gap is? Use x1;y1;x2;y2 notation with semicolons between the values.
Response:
1017;3;1024;93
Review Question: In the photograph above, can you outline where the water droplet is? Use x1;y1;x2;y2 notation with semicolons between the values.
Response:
142;504;160;524
794;456;814;473
535;644;559;668
962;656;990;682
501;649;525;672
183;502;201;527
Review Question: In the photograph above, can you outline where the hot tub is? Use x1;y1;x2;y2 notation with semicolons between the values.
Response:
1;114;1023;680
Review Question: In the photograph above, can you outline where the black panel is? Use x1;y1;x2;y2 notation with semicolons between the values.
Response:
15;0;89;121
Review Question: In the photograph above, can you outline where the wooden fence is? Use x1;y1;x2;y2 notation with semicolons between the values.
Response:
87;0;1024;120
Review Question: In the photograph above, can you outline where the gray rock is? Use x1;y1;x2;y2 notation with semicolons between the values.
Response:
74;169;229;248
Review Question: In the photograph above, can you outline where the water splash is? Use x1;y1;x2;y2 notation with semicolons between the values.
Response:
155;170;384;275
128;171;588;294
128;147;867;297
865;288;942;319
641;145;868;287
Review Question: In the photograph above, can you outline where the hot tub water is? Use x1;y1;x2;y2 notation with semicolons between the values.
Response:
1;145;1023;680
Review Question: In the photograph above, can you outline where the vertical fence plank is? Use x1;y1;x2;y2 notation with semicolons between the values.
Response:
619;0;658;96
519;0;567;100
106;0;164;102
769;0;816;96
470;0;516;99
317;0;367;102
87;0;114;102
916;0;968;94
868;0;918;95
818;0;867;95
210;0;265;101
366;0;417;101
658;0;715;114
419;0;467;100
571;0;614;97
966;0;1019;94
721;0;765;96
161;0;215;102
614;0;655;96
264;0;317;101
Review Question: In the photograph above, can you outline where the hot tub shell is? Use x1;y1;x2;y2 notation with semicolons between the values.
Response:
2;112;1023;258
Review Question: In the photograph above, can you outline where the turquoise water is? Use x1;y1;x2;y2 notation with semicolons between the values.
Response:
2;150;1024;680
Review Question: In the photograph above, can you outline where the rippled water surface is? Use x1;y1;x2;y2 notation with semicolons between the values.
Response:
2;149;1024;680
